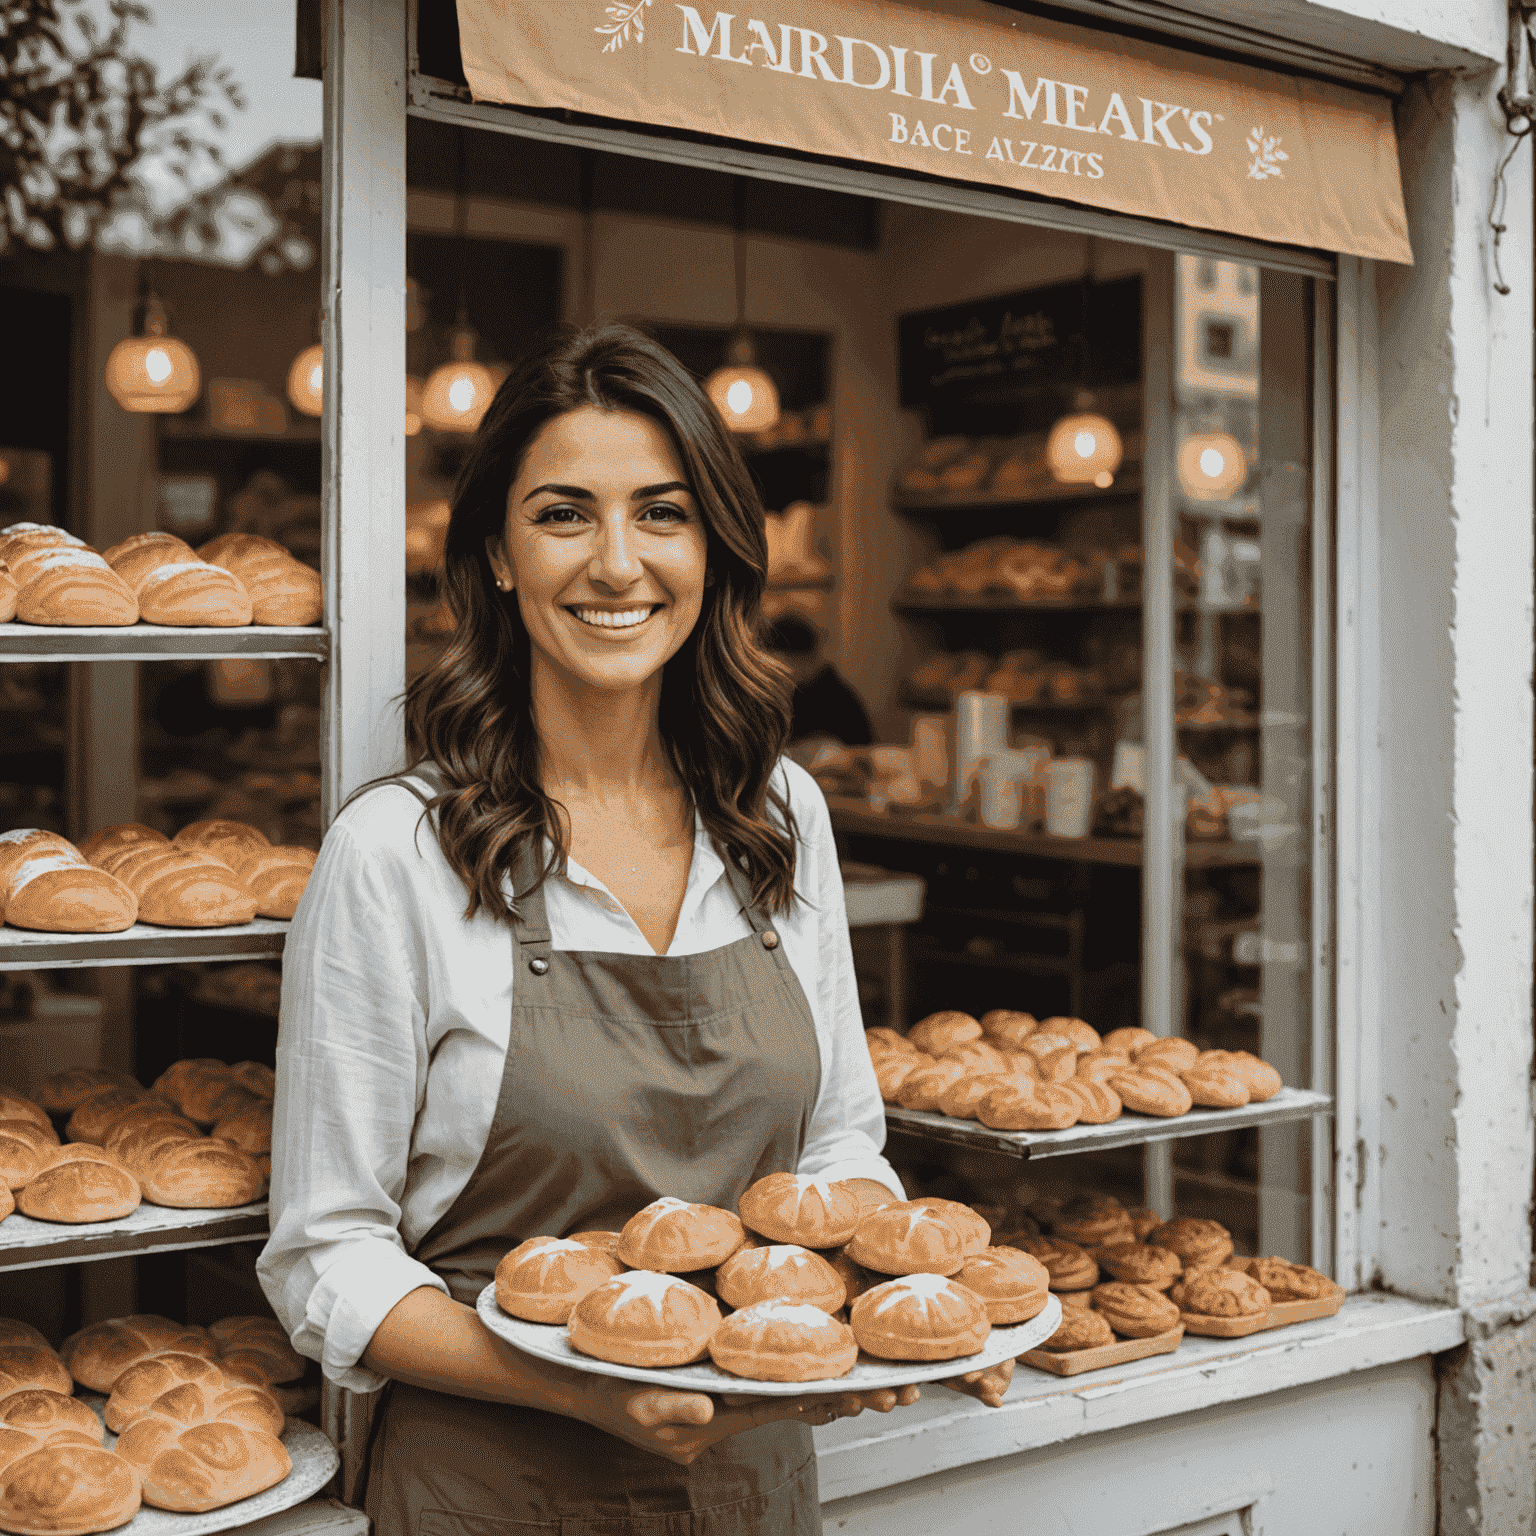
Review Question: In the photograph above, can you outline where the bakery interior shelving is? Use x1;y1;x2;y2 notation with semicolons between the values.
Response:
0;1200;270;1272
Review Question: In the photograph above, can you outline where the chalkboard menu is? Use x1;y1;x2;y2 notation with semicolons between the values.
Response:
898;276;1141;439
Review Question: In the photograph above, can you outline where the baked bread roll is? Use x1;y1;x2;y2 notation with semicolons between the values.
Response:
1052;1202;1136;1250
907;1197;990;1256
62;1316;214;1393
0;1120;57;1191
0;1093;50;1138
0;832;75;888
0;1392;101;1445
105;845;257;928
1058;1078;1123;1125
227;1061;275;1100
1147;1217;1233;1274
0;1323;50;1351
1097;1242;1183;1290
569;1230;620;1255
150;1059;245;1126
1180;1062;1251;1108
616;1197;744;1273
207;1317;305;1387
1016;1236;1099;1292
0;1346;72;1399
1040;1017;1100;1051
198;534;322;626
1178;1267;1270;1318
1244;1257;1336;1301
824;1248;877;1308
1197;1050;1283;1102
738;1173;861;1248
567;1272;721;1368
863;1027;917;1057
846;1202;964;1277
1074;1048;1132;1084
848;1274;990;1361
102;532;195;591
494;1237;625;1324
0;1442;141;1534
1;845;136;934
894;1059;966;1112
0;524;84;558
114;1375;282;1440
907;1011;981;1054
172;819;270;870
708;1300;858;1382
77;824;169;870
14;549;138;627
1102;1027;1157;1055
0;567;16;625
16;1145;140;1223
953;1246;1051;1324
714;1245;845;1313
138;1137;265;1209
978;1080;1082;1131
1135;1037;1199;1073
36;1068;140;1116
102;1105;200;1157
63;1087;155;1145
135;561;253;628
1126;1207;1162;1241
210;1099;271;1156
938;1039;1010;1076
231;845;315;920
874;1054;922;1101
936;1071;1016;1121
978;1009;1037;1049
1108;1069;1193;1118
1038;1304;1114;1352
103;1352;226;1433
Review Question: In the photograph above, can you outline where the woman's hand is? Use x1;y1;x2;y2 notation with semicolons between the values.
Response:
939;1358;1014;1409
575;1376;920;1466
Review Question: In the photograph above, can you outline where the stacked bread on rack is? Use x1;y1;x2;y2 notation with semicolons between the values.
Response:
0;1062;273;1229
0;819;315;933
868;1010;1283;1133
493;1173;1052;1384
0;522;320;628
0;1310;307;1532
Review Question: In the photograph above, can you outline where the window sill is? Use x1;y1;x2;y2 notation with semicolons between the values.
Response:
812;1292;1461;1503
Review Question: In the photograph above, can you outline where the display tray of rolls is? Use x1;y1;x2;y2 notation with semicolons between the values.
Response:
476;1176;1063;1396
1;1063;276;1248
0;525;320;631
0;822;315;937
0;1313;335;1536
870;1011;1324;1151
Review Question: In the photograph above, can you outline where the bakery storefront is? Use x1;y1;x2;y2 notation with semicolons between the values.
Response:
0;0;1529;1532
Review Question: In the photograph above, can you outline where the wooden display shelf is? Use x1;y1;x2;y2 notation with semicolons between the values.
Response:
827;797;1260;869
0;918;289;970
899;684;1118;713
0;1200;268;1271
883;1086;1331;1161
893;591;1143;614
0;624;328;662
891;476;1144;513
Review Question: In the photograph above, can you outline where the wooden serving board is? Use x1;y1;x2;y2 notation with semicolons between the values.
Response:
1178;1309;1271;1337
1264;1287;1346;1328
1019;1324;1184;1377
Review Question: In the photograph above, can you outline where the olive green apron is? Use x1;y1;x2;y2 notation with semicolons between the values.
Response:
364;848;824;1535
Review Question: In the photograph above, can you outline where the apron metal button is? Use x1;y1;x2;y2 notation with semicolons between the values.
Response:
529;957;549;975
760;931;779;950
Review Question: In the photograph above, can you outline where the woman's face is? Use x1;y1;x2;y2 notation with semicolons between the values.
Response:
488;405;710;696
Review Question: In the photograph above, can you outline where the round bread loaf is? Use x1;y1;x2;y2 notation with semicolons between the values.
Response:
848;1273;991;1361
894;1060;966;1112
172;820;270;870
566;1272;721;1368
103;1353;226;1433
149;1060;243;1126
0;1346;71;1399
1198;1050;1283;1102
1;847;137;935
17;1146;140;1224
1147;1217;1233;1274
107;846;258;928
0;1441;141;1534
846;1203;965;1277
907;1198;991;1257
708;1300;858;1382
63;1087;152;1145
1102;1027;1158;1056
568;1230;620;1255
0;1120;57;1191
1179;1064;1251;1108
978;1080;1082;1131
0;1392;101;1444
1037;1304;1114;1352
116;1409;290;1514
211;1099;272;1156
0;1093;50;1138
1016;1236;1099;1292
935;1071;1017;1121
61;1315;213;1393
874;1054;921;1100
102;533;196;592
231;846;316;921
978;1009;1038;1049
138;1138;265;1209
207;1316;306;1387
35;1069;141;1116
615;1197;743;1273
1090;1282;1182;1337
738;1173;861;1248
953;1246;1051;1324
714;1245;845;1314
116;1378;283;1442
76;825;169;871
1097;1242;1184;1290
494;1237;625;1324
1040;1017;1101;1052
907;1011;981;1054
1058;1078;1123;1125
0;1323;49;1351
136;561;253;627
227;1061;276;1100
1107;1069;1193;1118
1178;1267;1270;1318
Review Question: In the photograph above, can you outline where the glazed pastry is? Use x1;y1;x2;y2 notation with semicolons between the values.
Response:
567;1272;721;1367
16;1145;140;1223
936;1072;1016;1121
845;1202;965;1276
906;1197;990;1256
61;1316;214;1393
848;1274;991;1361
0;1345;72;1399
738;1172;861;1247
1058;1078;1122;1125
0;1441;140;1534
1039;1017;1100;1051
953;1247;1051;1324
36;1068;141;1116
1148;1217;1234;1274
895;1059;966;1112
708;1300;858;1382
1179;1267;1270;1318
1096;1241;1184;1290
0;1390;102;1444
495;1236;625;1324
1199;1050;1283;1102
1180;1063;1251;1108
906;1011;981;1054
1090;1282;1181;1337
1036;1305;1114;1352
978;1009;1037;1049
1108;1069;1193;1117
978;1081;1081;1131
1017;1236;1099;1292
714;1245;844;1313
617;1197;744;1272
1102;1027;1157;1055
1246;1257;1336;1301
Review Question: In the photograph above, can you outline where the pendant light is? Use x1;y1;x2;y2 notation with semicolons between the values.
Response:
287;341;324;417
1045;241;1122;488
1177;430;1249;500
105;293;201;414
404;376;425;437
705;178;780;434
422;128;497;434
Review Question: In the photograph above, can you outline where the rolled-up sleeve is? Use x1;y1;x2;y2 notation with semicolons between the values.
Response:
256;821;446;1393
791;777;906;1200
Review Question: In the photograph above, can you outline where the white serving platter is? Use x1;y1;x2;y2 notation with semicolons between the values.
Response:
82;1393;339;1536
476;1284;1061;1397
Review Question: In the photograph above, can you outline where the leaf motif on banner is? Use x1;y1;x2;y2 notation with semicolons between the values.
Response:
595;0;652;53
1245;128;1289;182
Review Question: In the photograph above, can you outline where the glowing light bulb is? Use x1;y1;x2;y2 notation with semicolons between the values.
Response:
449;377;476;413
1074;429;1096;458
286;342;325;417
726;379;754;415
145;349;172;385
1046;412;1123;485
704;344;779;434
1177;431;1249;501
1200;447;1226;477
422;330;497;433
104;299;201;414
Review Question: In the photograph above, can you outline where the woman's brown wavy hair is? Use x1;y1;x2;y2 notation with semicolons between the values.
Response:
403;321;798;920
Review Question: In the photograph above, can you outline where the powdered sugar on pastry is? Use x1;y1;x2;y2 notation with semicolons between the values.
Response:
605;1270;691;1312
785;1174;835;1212
872;1273;958;1317
140;562;211;590
763;1246;808;1270
743;1301;840;1328
34;549;110;572
629;1196;692;1240
8;852;88;894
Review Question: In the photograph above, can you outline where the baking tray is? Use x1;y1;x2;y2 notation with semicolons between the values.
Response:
477;1284;1061;1396
1019;1324;1184;1377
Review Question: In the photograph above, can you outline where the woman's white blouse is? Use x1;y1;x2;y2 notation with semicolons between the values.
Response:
256;759;903;1391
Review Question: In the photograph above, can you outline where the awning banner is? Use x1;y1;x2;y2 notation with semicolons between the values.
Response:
456;0;1410;264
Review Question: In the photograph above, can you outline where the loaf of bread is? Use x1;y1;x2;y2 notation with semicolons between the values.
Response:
231;845;316;920
0;1093;50;1139
137;560;254;627
0;830;75;884
61;1315;214;1393
102;532;196;591
0;1119;58;1191
63;1086;154;1144
207;1316;305;1387
0;1322;53;1351
0;1390;102;1445
0;524;85;562
138;1138;265;1209
210;1099;271;1156
0;1440;141;1535
0;565;16;624
77;823;170;869
16;1145;141;1224
103;1355;282;1438
1;842;137;933
199;534;322;626
173;819;270;869
14;548;138;627
36;1068;141;1116
0;1344;72;1399
101;844;257;928
109;1120;203;1187
150;1059;250;1126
